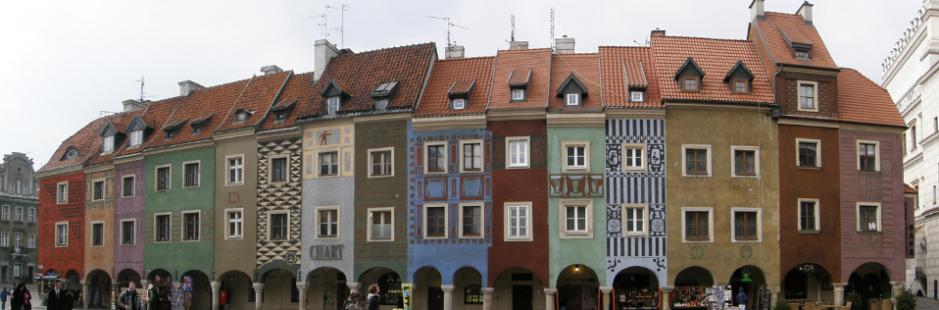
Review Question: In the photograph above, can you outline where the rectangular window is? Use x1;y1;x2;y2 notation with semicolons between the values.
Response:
506;203;532;241
682;77;699;92
683;208;711;242
368;208;394;241
858;203;881;232
452;98;466;110
732;146;759;177
460;204;483;238
122;176;135;197
1;206;8;222
182;211;200;241
794;50;810;60
155;214;171;242
92;179;104;201
317;151;339;177
796;139;821;168
155;166;171;191
129;130;143;147
683;145;711;176
183;162;200;187
858;141;879;172
103;135;114;153
461;141;483;173
91;222;104;246
564;204;588;234
511;89;525;101
559;200;592;238
911;125;918;149
14;207;22;223
121;220;136;245
506;137;530;168
733;80;749;93
368;148;394;177
27;234;35;249
563;142;588;171
630;91;644;102
226;209;243;240
57;182;68;204
622;144;646;171
798;81;818;111
271;157;288;182
424;204;448;239
798;199;819;233
316;207;339;239
565;93;580;105
227;156;244;185
13;233;20;249
425;142;447;174
732;209;760;242
327;96;341;114
26;208;35;223
269;212;289;241
622;204;647;235
2;232;10;247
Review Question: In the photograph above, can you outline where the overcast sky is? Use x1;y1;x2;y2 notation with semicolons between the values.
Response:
0;0;921;169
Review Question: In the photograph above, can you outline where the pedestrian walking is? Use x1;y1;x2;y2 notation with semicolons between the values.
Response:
16;284;31;310
342;291;363;310
736;289;748;310
180;276;193;310
218;287;228;310
148;276;171;310
366;284;380;310
116;282;143;310
1;287;8;310
46;281;67;310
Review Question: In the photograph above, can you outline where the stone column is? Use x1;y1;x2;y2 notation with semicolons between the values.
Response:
892;281;904;310
544;288;557;310
82;281;89;307
600;286;613;310
833;282;846;306
662;287;673;310
141;280;149;301
252;282;264;310
771;285;780;308
211;281;220;310
297;282;307;310
482;287;494;310
442;284;455;310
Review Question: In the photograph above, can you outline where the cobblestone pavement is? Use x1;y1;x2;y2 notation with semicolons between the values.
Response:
920;297;939;310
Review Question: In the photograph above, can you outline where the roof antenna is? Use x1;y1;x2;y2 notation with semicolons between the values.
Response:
309;11;329;40
326;3;350;48
510;14;516;42
427;16;470;49
135;76;147;102
550;8;556;51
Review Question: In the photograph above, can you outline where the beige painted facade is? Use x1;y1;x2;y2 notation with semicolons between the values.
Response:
84;167;116;279
665;105;781;293
214;134;260;280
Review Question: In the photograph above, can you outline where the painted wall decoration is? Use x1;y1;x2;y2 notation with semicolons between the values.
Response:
257;138;303;266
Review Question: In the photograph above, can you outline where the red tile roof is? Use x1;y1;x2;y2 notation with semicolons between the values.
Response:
296;43;436;118
414;56;494;117
750;12;837;69
487;48;552;110
906;184;918;194
836;68;905;127
39;115;112;173
650;35;775;105
145;78;251;149
599;46;662;109
549;53;602;112
113;97;182;157
259;72;316;132
86;109;145;165
215;71;292;133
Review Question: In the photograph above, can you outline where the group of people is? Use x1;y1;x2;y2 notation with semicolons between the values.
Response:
342;284;382;310
0;284;34;310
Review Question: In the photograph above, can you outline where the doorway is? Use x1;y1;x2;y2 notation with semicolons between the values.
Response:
513;285;533;310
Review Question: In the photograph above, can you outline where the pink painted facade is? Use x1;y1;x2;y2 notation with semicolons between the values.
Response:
113;159;145;280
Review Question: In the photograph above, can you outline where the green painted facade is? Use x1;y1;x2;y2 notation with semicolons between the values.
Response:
547;125;607;287
144;146;216;278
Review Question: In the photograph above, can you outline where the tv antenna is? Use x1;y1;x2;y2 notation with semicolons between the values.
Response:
308;12;329;39
550;8;556;51
427;16;469;48
326;3;350;48
135;76;148;102
509;14;516;42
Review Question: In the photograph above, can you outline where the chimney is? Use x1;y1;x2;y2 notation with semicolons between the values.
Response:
178;80;204;96
260;65;283;75
797;1;814;23
555;35;575;54
750;0;765;21
314;39;340;81
651;29;666;37
445;45;465;59
122;99;149;112
509;41;529;50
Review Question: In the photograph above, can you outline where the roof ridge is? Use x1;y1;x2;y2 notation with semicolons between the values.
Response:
554;53;599;56
599;46;650;50
764;11;802;17
655;34;754;44
437;56;495;62
343;42;436;56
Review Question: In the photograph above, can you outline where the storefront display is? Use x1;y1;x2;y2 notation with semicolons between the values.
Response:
614;287;658;310
671;287;709;309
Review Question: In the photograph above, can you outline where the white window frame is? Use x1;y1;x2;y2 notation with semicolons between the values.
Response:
224;208;243;240
621;204;649;236
55;222;69;247
622;143;647;172
129;130;143;147
269;155;290;183
225;154;245;186
797;80;819;112
56;182;68;204
559;199;593;239
458;203;485;239
630;90;644;102
452;98;466;110
27;233;35;249
119;219;136;245
424;141;449;174
102;135;115;154
314;206;341;239
423;203;449;240
90;221;105;247
181;210;201;242
856;140;881;172
26;208;35;223
511;89;525;101
1;232;9;247
267;210;290;241
367;207;395;242
565;93;580;106
681;207;713;243
367;147;395;178
0;206;8;222
153;212;172;243
795;138;822;168
459;139;484;173
315;149;341;178
327;96;341;114
797;198;821;233
561;141;590;172
681;144;712;177
856;202;883;232
505;202;533;242
506;136;531;169
730;207;762;243
181;160;201;188
121;175;136;198
13;207;22;223
154;164;172;191
730;145;760;178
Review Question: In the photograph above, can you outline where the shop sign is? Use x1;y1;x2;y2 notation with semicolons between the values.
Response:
309;245;343;260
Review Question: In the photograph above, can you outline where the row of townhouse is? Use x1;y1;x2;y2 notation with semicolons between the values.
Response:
36;2;912;310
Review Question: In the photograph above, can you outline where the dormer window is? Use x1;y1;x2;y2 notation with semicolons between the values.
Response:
64;147;79;159
235;110;250;122
447;80;475;110
190;114;212;135
794;50;810;60
511;89;526;101
452;98;466;110
724;60;754;95
556;73;589;106
733;80;749;93
374;99;389;111
682;77;700;92
508;69;532;102
320;79;349;116
674;58;704;93
162;120;185;139
370;81;398;112
275;111;288;121
327;96;341;115
566;93;580;106
270;101;296;123
102;135;114;153
192;126;203;134
129;130;143;147
630;90;645;102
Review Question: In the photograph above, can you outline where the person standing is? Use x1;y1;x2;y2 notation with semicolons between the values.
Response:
218;287;228;310
735;289;748;310
1;287;8;310
366;284;380;310
46;282;66;310
116;282;143;310
18;284;31;310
